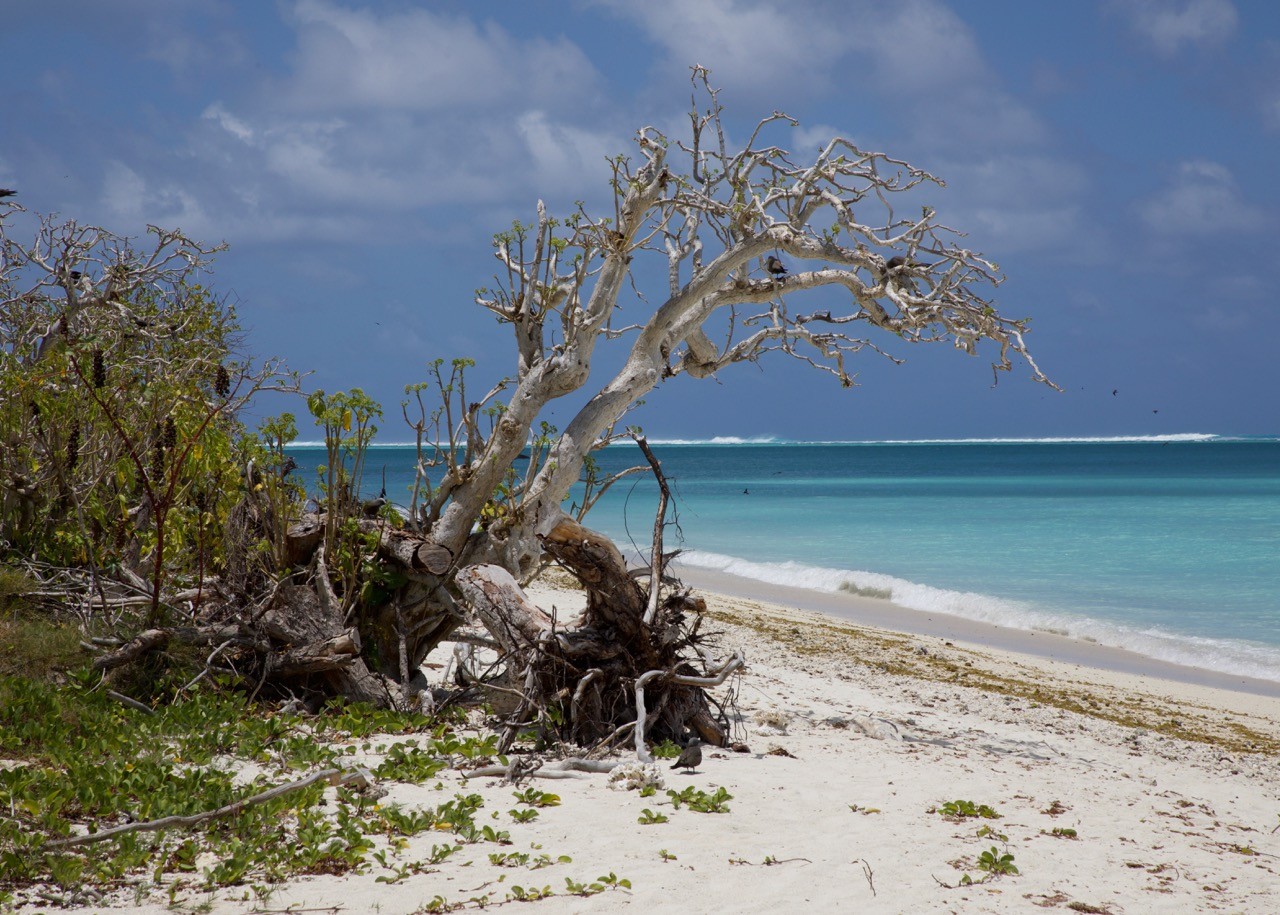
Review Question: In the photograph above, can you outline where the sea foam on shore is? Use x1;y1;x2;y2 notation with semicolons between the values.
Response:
680;549;1280;685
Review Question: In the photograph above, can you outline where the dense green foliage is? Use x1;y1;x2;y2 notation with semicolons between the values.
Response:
1;284;245;577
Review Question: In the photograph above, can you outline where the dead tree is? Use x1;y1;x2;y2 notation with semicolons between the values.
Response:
424;69;1053;576
7;71;1055;741
391;71;1053;743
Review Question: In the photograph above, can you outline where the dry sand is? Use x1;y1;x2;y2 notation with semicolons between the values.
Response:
103;579;1280;914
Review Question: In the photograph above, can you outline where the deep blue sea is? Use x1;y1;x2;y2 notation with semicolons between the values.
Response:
288;434;1280;683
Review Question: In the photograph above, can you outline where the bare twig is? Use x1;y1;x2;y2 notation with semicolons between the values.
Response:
856;858;876;897
631;432;672;627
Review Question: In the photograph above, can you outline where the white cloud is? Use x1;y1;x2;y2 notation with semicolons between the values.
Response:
848;0;988;95
192;101;620;225
960;155;1090;200
90;0;1076;258
819;0;1076;255
202;103;254;142
591;0;848;94
935;155;1096;255
100;160;212;237
1263;89;1280;131
1139;159;1267;234
30;1;250;81
101;161;147;218
836;0;1050;151
117;1;626;242
789;123;853;154
601;0;1048;154
969;205;1087;253
1110;0;1238;57
282;0;600;112
517;111;621;194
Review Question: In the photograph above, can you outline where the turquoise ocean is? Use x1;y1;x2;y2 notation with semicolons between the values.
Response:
288;435;1280;683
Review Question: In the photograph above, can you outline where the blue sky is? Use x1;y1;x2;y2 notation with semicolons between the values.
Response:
5;0;1278;441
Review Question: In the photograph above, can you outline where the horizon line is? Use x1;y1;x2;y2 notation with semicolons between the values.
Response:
283;432;1276;449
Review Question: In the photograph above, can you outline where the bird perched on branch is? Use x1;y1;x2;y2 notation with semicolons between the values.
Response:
765;255;788;279
884;255;932;273
363;469;389;517
671;739;703;772
362;486;387;517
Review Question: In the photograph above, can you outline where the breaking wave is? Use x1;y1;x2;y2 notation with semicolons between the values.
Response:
604;433;1230;446
868;433;1221;444
678;549;1280;683
635;436;780;445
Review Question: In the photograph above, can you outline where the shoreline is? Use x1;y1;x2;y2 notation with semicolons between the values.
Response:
676;562;1280;701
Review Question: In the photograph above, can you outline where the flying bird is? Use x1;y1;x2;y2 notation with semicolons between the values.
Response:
671;739;703;772
0;189;15;198
1112;389;1118;397
765;255;788;278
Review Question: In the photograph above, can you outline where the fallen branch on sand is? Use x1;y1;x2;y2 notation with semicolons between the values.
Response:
44;767;373;849
461;757;621;781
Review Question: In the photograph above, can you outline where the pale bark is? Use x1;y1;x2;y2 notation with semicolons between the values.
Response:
430;70;1056;577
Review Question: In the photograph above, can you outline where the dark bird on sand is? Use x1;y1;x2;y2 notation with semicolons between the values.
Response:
671;740;703;772
765;255;788;278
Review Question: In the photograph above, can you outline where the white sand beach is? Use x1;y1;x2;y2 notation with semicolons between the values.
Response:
100;575;1280;915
